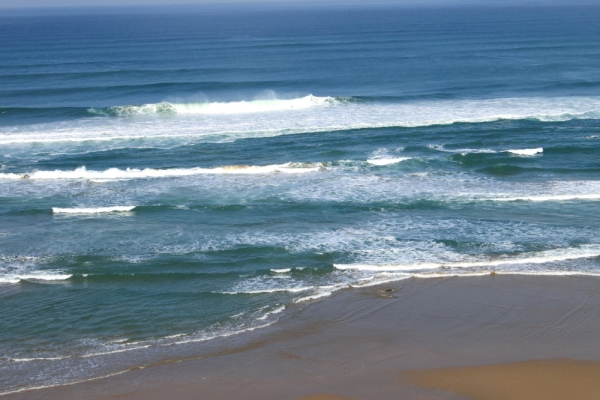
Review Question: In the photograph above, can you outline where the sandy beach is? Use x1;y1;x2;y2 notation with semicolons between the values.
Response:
8;274;600;399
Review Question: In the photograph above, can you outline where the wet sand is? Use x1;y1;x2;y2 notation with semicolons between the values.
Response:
8;274;600;399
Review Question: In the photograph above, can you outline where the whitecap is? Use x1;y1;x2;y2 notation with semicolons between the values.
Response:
271;268;292;273
367;157;411;166
507;147;543;156
0;272;72;284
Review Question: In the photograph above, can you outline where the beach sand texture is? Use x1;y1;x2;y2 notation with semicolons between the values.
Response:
10;274;600;399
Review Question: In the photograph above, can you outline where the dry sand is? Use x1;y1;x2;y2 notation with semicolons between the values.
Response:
8;274;600;399
404;359;600;400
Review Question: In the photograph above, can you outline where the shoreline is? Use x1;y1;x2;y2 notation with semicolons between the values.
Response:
8;273;600;399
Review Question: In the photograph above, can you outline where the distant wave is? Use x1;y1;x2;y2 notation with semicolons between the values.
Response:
52;206;136;214
334;245;600;272
88;95;338;116
3;96;600;146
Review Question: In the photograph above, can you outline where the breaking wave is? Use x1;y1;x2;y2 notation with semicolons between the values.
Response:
2;96;600;145
0;163;322;181
334;245;600;272
88;95;337;116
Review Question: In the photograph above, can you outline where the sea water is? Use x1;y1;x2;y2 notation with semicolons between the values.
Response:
1;4;599;394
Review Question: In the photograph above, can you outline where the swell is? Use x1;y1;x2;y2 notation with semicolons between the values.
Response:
6;194;600;219
1;80;288;100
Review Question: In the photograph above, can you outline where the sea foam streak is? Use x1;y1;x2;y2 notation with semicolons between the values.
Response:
334;245;600;272
3;96;600;146
52;206;136;214
0;163;321;181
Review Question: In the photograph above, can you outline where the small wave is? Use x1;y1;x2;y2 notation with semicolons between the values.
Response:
0;272;72;284
293;290;334;304
256;305;286;321
507;148;543;156
366;157;411;166
0;163;321;181
89;95;336;116
334;245;600;272
271;268;291;273
52;206;136;214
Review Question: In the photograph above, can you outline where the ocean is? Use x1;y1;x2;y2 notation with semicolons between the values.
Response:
1;3;599;394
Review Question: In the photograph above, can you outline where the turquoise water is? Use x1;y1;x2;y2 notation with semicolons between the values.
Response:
1;4;600;393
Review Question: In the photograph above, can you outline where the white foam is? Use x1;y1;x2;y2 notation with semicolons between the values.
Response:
0;163;321;181
507;148;543;156
293;290;334;304
256;305;286;321
271;268;292;273
52;206;136;214
367;157;411;166
0;272;72;284
9;356;68;363
491;194;600;202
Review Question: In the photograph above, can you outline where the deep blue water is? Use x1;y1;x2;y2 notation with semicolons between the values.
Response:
1;4;600;394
